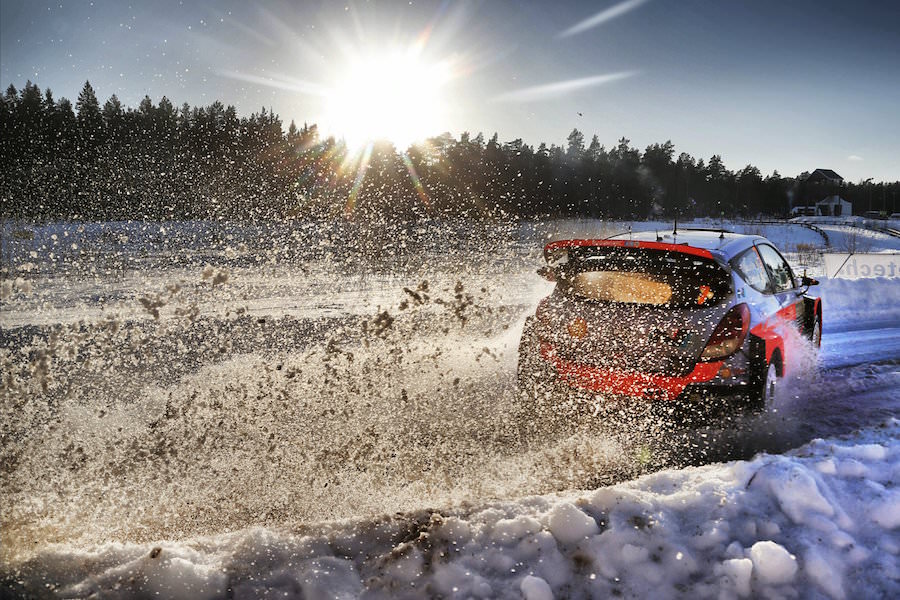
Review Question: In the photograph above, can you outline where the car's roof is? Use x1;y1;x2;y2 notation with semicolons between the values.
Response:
607;229;765;259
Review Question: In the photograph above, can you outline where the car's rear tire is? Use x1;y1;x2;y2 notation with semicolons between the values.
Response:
748;355;780;412
811;314;822;349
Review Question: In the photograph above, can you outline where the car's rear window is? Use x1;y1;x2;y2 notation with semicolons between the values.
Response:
556;247;731;308
569;271;673;305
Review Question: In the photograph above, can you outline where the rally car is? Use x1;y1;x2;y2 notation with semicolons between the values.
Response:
518;229;821;419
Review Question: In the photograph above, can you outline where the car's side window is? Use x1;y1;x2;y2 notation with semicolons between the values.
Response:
757;244;796;292
732;248;770;293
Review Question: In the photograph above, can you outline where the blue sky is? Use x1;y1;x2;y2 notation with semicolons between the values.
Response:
2;0;898;181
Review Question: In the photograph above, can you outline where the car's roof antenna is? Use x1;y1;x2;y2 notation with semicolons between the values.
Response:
673;217;677;236
656;229;662;242
719;228;726;239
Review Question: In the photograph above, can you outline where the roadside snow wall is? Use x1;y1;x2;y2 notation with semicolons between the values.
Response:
818;277;900;331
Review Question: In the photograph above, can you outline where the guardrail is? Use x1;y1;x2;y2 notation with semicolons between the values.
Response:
791;216;900;240
798;222;830;245
742;218;831;246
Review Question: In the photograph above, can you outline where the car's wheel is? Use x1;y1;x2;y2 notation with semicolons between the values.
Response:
749;357;779;412
810;314;822;348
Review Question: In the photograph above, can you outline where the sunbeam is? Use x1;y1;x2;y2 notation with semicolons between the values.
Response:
401;152;431;209
344;142;373;217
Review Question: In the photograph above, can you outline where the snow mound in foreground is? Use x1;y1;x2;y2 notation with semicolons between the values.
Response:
5;421;899;600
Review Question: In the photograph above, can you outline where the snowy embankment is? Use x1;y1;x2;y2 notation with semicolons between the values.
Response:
818;276;900;332
8;421;899;599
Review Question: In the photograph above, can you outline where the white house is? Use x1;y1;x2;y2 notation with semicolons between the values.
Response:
815;195;852;217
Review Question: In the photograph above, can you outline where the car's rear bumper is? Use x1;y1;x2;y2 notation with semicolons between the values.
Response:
539;341;726;402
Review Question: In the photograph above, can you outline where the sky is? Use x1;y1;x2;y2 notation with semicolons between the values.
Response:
2;0;899;182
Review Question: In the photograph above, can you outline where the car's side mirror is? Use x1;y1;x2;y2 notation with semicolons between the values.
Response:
537;266;557;282
800;275;819;287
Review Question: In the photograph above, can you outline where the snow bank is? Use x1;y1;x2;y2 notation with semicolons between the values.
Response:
818;276;900;331
5;420;898;599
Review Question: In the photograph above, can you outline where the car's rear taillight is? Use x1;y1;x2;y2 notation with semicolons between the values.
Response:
700;303;750;361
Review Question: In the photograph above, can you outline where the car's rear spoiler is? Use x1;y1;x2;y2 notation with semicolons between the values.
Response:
543;239;714;264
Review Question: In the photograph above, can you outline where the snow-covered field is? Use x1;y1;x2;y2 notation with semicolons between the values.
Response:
1;219;898;599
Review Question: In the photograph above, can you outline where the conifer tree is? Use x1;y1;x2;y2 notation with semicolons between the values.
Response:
75;81;101;125
566;128;585;158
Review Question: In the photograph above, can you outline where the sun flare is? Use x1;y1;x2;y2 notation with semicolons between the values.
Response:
326;48;450;151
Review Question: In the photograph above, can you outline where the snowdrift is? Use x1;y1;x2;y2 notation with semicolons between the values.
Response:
818;276;900;331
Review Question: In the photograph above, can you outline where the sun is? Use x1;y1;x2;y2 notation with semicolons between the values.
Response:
326;48;450;151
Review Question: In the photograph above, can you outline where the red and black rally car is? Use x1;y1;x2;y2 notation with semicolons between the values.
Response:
518;229;821;419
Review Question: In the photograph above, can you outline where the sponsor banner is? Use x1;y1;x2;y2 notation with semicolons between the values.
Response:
824;253;900;279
